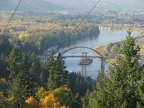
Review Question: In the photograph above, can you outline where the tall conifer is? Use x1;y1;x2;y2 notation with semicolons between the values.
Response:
47;52;69;90
87;30;143;108
7;48;26;107
7;49;39;107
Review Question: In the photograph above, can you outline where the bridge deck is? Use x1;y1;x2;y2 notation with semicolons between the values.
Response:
58;55;103;59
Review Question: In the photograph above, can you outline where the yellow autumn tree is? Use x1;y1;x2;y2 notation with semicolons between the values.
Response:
25;96;38;108
33;87;73;108
39;93;60;108
52;87;74;107
18;31;30;39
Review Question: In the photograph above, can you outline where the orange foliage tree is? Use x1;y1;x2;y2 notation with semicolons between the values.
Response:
25;87;74;108
25;96;38;108
52;87;74;107
39;93;60;108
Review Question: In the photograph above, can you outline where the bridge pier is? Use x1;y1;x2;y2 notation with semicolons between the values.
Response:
82;65;87;78
101;57;105;72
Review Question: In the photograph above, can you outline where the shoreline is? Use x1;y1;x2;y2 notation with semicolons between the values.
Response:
94;27;144;58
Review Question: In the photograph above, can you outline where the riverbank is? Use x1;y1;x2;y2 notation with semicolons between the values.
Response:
94;28;144;60
98;24;144;32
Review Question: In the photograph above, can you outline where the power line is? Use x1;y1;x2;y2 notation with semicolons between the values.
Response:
70;0;101;36
6;0;101;51
55;0;102;53
2;0;22;34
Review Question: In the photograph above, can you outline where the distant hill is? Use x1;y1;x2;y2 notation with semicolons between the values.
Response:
46;0;144;10
0;0;64;11
45;0;87;9
0;0;143;12
97;0;144;10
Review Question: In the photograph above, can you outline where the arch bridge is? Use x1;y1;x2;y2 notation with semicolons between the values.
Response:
60;46;105;72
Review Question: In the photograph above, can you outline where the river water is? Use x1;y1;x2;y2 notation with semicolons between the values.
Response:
59;29;139;79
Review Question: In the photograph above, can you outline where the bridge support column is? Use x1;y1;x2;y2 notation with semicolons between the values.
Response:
82;65;87;79
101;57;105;72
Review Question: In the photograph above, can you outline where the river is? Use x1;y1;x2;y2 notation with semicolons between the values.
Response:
59;29;139;79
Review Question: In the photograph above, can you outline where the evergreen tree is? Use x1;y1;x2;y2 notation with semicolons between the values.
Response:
21;52;38;96
8;73;27;107
137;74;144;107
54;53;69;87
28;53;41;88
69;72;93;96
87;30;143;108
7;48;22;79
0;55;9;79
0;38;8;79
7;49;40;107
0;37;12;56
96;70;106;89
47;51;56;90
68;73;94;108
7;48;26;107
48;52;69;90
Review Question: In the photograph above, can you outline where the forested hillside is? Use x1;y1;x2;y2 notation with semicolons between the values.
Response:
1;30;144;107
0;13;99;55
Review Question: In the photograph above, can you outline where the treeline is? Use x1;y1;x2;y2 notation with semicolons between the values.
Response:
1;13;100;55
0;36;94;107
2;25;99;55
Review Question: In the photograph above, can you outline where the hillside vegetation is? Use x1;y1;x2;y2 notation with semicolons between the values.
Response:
0;13;99;55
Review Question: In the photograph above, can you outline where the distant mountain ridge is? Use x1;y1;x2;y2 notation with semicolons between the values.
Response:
46;0;144;10
0;0;64;11
97;0;144;10
0;0;143;11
